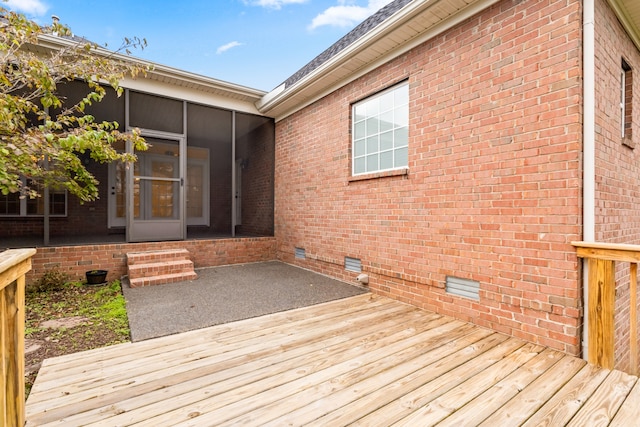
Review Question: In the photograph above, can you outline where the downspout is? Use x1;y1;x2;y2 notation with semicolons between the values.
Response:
582;0;596;360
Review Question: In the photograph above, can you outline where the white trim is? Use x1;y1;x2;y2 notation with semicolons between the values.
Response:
120;78;263;115
582;0;596;361
621;67;626;138
107;161;126;228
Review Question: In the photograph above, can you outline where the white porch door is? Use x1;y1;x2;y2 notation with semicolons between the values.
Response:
126;135;185;242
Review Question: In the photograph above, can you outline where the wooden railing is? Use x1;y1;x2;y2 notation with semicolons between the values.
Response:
573;241;639;375
1;248;36;427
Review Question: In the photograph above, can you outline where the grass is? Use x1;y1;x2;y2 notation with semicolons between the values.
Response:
25;279;131;397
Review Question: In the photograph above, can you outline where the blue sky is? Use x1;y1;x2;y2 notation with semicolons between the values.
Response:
4;0;393;91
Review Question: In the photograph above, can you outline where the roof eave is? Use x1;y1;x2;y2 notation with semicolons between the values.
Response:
36;34;267;103
257;0;500;120
608;0;640;52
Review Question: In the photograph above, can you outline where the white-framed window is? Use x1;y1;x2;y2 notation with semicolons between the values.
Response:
352;82;409;175
0;178;67;217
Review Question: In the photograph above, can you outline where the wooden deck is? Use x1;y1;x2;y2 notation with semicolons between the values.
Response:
26;294;640;426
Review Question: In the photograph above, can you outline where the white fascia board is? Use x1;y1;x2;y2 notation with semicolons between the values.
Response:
258;83;286;108
120;77;263;115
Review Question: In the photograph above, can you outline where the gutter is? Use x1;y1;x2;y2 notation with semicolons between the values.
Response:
582;0;596;360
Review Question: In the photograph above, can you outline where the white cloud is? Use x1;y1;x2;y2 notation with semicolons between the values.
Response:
4;0;48;16
244;0;308;10
309;0;393;30
216;41;244;54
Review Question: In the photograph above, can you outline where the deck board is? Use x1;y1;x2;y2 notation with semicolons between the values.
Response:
25;294;640;426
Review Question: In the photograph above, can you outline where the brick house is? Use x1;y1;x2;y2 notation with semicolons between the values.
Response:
2;0;640;368
258;0;640;370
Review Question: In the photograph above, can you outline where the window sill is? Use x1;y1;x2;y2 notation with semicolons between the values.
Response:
349;168;409;183
622;136;635;149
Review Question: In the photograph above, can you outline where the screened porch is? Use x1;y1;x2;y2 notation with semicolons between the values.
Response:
0;81;275;249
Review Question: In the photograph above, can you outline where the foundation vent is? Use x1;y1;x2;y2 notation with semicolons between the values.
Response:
446;276;480;300
345;257;362;273
295;247;306;259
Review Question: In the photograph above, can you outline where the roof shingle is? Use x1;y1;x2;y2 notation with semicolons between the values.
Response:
282;0;413;89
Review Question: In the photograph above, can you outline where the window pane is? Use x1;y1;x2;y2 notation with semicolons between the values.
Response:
379;91;394;111
380;110;394;132
366;154;378;172
354;139;366;157
394;85;409;105
354;157;366;174
366;135;378;154
394;127;408;148
380;151;393;170
354;121;366;140
394;147;408;168
354;104;367;122
26;197;43;215
394;106;408;127
115;162;126;219
366;117;378;134
380;131;393;151
187;164;204;218
150;179;179;219
367;97;380;116
151;158;178;179
0;193;20;215
50;193;66;215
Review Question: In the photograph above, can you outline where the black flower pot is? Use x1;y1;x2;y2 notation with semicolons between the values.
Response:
85;270;108;285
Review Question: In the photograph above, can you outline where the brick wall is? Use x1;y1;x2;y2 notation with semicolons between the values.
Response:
275;0;584;355
236;119;275;236
27;237;276;285
594;0;640;373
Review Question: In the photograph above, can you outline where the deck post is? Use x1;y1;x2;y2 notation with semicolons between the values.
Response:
631;262;638;375
587;257;615;369
1;248;36;427
573;241;640;374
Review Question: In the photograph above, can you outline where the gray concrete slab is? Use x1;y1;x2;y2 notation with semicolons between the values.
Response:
122;261;368;341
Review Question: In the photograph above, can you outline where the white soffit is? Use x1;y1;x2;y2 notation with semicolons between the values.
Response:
258;0;500;121
608;0;640;51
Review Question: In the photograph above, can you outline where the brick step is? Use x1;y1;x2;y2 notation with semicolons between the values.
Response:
127;259;195;280
126;249;191;266
129;271;198;288
126;248;197;287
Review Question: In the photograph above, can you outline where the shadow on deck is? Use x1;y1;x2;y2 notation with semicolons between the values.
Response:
26;294;640;426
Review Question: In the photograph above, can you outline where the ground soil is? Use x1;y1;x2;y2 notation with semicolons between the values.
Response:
24;282;130;396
